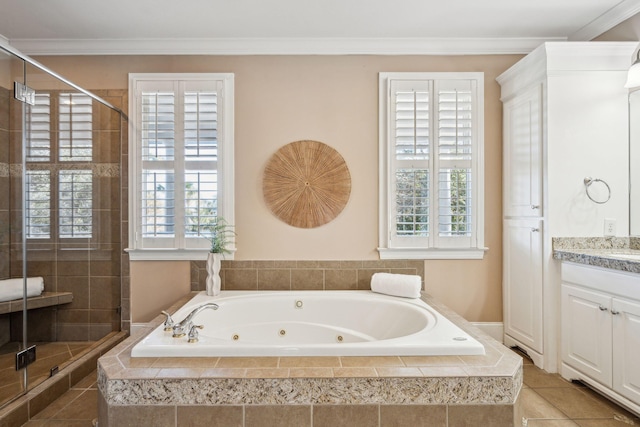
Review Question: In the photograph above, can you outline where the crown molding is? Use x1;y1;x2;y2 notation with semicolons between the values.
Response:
7;36;566;56
497;41;637;101
0;34;9;49
569;0;640;41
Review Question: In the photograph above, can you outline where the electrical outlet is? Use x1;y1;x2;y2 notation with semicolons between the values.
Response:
604;218;617;236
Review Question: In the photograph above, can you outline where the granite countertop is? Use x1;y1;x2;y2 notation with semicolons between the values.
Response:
552;237;640;274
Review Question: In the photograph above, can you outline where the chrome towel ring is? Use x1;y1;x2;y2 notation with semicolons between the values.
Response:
584;177;611;204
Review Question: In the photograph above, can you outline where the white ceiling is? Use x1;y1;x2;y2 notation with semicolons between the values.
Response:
1;0;640;55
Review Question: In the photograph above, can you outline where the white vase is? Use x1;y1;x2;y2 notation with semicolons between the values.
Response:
206;252;222;296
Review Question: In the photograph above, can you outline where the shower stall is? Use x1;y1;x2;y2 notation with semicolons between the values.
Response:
0;44;126;411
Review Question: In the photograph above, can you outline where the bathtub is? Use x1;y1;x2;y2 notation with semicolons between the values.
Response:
131;290;485;357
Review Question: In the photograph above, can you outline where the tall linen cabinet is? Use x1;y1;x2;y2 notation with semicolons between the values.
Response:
497;42;634;372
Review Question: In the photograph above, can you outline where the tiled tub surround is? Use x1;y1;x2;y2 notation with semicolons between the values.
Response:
553;237;640;273
190;259;425;292
97;292;523;427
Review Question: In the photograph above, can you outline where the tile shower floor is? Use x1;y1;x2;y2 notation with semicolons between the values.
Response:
20;349;640;427
0;341;93;408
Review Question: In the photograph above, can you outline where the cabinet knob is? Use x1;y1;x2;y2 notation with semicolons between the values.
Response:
598;305;608;312
531;228;540;233
531;205;540;210
611;309;620;315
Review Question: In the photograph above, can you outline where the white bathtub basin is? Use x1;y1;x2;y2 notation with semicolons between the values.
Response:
131;290;485;357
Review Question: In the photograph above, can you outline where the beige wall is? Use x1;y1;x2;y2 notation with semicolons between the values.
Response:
130;261;191;322
34;54;522;322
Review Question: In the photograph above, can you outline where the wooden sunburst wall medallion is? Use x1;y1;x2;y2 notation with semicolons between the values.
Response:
263;140;351;228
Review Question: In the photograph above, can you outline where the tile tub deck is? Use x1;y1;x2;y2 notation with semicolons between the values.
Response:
97;292;523;426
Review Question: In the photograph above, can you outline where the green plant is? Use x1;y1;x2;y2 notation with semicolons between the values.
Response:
202;217;235;254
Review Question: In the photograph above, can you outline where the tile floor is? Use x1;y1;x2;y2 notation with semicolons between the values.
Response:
515;351;639;427
20;349;640;426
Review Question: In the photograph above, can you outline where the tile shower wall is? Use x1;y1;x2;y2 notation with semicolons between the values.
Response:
5;89;128;342
191;260;425;292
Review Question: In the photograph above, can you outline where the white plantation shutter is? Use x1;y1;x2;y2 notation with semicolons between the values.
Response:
435;80;475;247
25;93;94;240
25;94;51;238
59;93;93;161
130;74;234;257
59;170;92;238
183;89;218;242
26;94;50;162
140;86;176;245
390;80;431;248
380;73;484;258
25;170;51;239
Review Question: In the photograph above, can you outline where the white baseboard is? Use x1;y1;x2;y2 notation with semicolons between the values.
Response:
471;322;504;342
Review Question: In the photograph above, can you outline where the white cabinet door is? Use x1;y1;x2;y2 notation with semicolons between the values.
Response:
561;284;612;386
503;218;543;352
612;298;640;404
503;84;542;218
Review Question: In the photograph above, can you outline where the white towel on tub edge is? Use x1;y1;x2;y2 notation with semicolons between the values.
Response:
370;272;422;298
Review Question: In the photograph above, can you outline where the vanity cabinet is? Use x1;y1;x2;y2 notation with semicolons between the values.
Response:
561;262;640;413
497;42;635;371
612;298;640;405
561;284;612;385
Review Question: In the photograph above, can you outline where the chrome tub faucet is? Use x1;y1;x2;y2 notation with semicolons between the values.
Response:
171;302;219;338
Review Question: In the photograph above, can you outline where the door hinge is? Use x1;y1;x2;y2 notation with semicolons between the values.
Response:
14;82;36;106
16;345;37;370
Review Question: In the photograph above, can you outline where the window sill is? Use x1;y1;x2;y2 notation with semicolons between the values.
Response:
377;247;488;260
125;248;235;261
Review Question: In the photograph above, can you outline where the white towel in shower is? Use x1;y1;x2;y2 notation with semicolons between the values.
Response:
370;273;422;298
0;277;45;302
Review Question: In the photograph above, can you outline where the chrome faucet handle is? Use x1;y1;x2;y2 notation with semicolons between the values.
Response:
161;310;174;331
188;324;204;343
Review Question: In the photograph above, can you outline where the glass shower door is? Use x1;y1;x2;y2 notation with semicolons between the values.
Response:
17;62;103;392
1;44;124;413
0;47;28;408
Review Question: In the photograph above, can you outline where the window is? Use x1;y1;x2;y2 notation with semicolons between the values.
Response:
378;72;485;259
25;92;94;241
128;74;234;260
